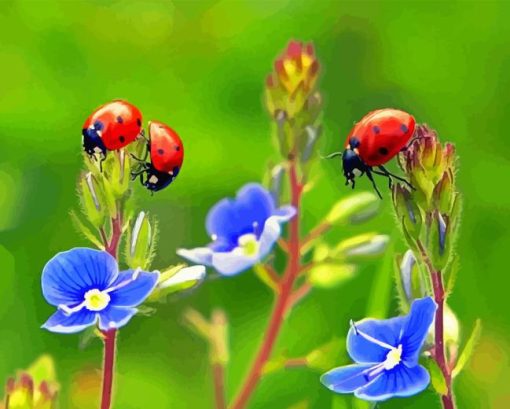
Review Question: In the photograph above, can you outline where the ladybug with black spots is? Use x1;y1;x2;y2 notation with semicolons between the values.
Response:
326;109;416;198
82;100;143;158
131;120;184;192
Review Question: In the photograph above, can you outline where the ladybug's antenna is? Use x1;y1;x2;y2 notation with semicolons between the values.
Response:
321;151;343;160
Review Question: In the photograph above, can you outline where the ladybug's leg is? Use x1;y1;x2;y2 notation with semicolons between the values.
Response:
366;169;382;199
376;166;415;190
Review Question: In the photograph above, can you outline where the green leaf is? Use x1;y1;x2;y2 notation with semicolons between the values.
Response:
423;357;448;395
79;172;106;228
69;210;104;249
444;253;459;296
393;253;410;314
306;337;344;372
453;319;482;378
307;263;356;288
325;192;379;225
427;210;450;271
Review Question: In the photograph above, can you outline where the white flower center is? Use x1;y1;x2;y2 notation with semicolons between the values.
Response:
238;233;260;257
383;344;402;370
84;289;111;311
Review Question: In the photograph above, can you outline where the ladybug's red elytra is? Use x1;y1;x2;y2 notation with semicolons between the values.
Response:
82;100;142;157
326;109;416;198
131;120;184;192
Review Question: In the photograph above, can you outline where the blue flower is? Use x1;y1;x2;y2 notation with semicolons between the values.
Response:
41;248;159;334
321;297;437;401
177;183;295;276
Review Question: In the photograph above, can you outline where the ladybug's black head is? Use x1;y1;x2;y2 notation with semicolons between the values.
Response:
342;138;367;188
82;122;106;157
141;165;180;192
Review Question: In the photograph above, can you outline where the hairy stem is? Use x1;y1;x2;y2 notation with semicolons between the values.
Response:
229;160;302;409
417;240;455;409
100;329;117;409
100;210;123;409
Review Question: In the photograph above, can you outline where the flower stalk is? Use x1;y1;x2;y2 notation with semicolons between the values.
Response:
392;125;461;409
230;159;303;409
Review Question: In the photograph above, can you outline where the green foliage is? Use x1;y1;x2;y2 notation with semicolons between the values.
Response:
423;358;448;396
453;319;482;378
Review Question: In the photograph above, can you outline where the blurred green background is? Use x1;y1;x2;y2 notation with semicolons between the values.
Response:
1;0;509;408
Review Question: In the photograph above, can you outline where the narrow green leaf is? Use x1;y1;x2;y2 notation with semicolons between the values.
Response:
453;319;482;378
393;253;410;314
69;210;104;249
444;253;459;296
423;358;447;395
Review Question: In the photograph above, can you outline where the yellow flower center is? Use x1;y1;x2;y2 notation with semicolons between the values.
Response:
84;289;110;311
383;344;403;370
238;234;260;257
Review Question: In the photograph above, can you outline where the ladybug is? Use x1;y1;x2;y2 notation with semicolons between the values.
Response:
326;109;416;198
131;120;184;192
82;100;142;157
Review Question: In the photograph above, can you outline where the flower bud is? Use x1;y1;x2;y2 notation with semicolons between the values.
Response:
392;184;422;240
126;211;154;270
4;356;58;409
269;164;286;206
427;210;450;270
79;172;106;228
433;169;454;214
398;250;426;303
325;192;379;226
332;233;389;260
148;265;206;302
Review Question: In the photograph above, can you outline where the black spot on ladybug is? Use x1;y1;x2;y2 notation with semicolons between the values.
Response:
175;145;180;151
373;126;380;134
157;148;165;155
401;124;408;133
119;136;125;143
379;147;389;155
137;118;141;127
116;116;123;124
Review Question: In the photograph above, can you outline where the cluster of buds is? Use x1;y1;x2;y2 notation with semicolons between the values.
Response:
265;41;322;165
393;125;461;271
2;357;58;409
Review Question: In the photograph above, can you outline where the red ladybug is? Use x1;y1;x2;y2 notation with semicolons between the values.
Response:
326;109;415;198
82;100;142;157
131;121;184;192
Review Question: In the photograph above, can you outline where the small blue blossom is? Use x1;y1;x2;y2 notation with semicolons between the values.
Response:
321;297;437;401
41;248;159;334
177;183;295;276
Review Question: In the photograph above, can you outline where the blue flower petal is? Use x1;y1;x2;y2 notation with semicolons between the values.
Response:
108;270;159;307
354;364;430;401
347;316;406;363
206;184;275;242
401;297;437;366
42;309;97;334
177;247;213;266
98;306;137;331
258;208;296;259
42;248;118;306
212;250;257;276
321;364;379;393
